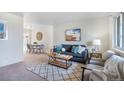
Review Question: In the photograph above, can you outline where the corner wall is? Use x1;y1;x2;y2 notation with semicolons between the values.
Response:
0;13;23;67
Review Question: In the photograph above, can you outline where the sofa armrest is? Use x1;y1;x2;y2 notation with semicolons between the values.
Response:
81;65;93;81
81;49;88;64
81;65;93;71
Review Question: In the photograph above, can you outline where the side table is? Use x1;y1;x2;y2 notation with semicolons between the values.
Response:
87;52;102;64
90;52;102;59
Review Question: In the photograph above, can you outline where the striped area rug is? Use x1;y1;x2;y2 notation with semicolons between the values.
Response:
26;62;83;81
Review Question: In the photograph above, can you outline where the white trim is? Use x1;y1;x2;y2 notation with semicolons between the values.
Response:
115;17;117;46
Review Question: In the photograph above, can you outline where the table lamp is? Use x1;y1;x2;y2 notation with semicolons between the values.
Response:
92;39;101;52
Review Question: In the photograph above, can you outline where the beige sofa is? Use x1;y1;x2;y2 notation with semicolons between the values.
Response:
82;50;124;81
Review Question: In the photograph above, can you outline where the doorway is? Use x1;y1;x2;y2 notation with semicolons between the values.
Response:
23;29;32;54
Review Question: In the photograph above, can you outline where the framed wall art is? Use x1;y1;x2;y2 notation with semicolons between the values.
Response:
65;28;81;41
36;32;43;41
0;20;8;40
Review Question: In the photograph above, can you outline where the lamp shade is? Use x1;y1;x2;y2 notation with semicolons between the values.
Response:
93;39;101;45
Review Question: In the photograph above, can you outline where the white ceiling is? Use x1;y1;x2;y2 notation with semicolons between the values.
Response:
24;12;118;25
10;12;23;17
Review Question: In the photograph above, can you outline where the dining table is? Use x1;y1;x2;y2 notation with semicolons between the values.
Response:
32;44;41;48
31;44;44;54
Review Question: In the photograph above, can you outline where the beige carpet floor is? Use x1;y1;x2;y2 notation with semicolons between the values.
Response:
27;63;82;81
0;53;83;81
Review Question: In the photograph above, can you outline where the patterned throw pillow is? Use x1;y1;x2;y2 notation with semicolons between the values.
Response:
71;46;76;53
73;46;79;54
78;46;86;54
56;45;62;53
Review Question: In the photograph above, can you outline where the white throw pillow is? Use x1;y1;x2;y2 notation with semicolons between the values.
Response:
102;50;116;61
78;46;85;54
61;48;66;52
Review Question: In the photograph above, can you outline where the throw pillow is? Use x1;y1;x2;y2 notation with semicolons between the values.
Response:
78;46;86;54
73;46;79;54
56;45;62;53
71;46;76;53
61;48;66;52
102;50;116;61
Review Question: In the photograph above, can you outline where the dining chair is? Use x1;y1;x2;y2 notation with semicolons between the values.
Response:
32;44;38;53
37;44;45;54
27;44;32;53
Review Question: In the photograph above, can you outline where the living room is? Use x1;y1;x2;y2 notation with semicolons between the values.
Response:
0;0;124;92
0;12;124;81
24;12;116;53
24;12;124;81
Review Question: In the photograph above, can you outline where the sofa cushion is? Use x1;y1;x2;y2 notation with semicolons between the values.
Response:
61;52;72;55
84;64;104;81
72;57;85;62
73;53;84;58
86;64;104;70
89;59;104;66
61;52;83;58
104;55;124;74
102;50;116;61
103;55;124;80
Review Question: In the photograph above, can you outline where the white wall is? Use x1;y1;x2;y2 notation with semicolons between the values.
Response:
108;16;115;49
0;13;23;67
54;21;85;45
84;17;109;52
24;24;53;52
23;29;32;53
54;17;110;52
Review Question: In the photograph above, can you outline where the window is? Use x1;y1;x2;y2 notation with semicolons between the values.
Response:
115;13;124;50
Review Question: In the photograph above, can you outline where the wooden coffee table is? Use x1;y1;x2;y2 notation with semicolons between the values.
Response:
47;52;73;69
